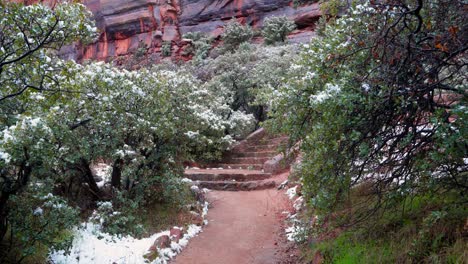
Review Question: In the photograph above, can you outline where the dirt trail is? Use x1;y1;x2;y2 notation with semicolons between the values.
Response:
172;173;295;264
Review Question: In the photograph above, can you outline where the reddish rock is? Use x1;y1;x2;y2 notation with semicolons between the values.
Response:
57;0;322;61
152;234;171;249
190;211;204;226
170;227;184;243
23;1;321;61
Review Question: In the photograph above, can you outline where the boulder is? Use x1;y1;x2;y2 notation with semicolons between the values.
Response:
170;227;184;243
190;211;204;226
152;235;171;249
263;153;286;174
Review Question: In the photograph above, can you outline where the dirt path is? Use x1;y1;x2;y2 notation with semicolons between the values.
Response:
172;173;296;264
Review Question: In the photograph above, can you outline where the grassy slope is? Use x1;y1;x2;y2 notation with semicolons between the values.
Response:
301;189;467;263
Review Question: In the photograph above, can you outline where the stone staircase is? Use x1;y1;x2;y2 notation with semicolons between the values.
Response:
184;128;288;191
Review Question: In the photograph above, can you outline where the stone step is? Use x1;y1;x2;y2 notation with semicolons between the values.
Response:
184;169;271;182
231;151;277;158
214;164;264;170
245;144;283;152
254;137;289;146
194;180;276;191
225;157;270;164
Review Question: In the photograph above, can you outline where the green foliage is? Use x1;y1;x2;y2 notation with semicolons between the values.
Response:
266;0;467;217
320;0;347;17
265;0;467;261
292;0;320;8
0;1;259;258
261;16;296;45
221;19;254;51
91;198;144;238
134;41;147;59
188;43;299;126
0;2;97;259
182;31;213;61
0;2;97;105
161;41;171;57
4;183;78;263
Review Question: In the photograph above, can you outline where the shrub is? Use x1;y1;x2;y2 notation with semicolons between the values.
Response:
265;0;467;234
262;16;296;45
182;31;213;61
161;41;172;57
221;19;254;51
4;185;79;263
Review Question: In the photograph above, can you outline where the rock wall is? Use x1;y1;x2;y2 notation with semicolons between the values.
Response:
59;0;322;61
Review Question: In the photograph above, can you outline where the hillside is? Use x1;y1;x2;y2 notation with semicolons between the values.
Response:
60;0;321;61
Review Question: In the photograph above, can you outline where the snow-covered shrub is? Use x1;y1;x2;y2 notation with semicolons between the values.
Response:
262;16;296;45
191;43;299;126
182;31;213;61
221;19;254;51
91;197;144;237
265;0;467;243
6;183;79;262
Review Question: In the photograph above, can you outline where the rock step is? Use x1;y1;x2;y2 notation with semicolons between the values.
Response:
194;180;276;191
213;164;264;170
184;169;271;182
230;151;277;158
254;137;288;146
244;144;284;152
225;157;270;164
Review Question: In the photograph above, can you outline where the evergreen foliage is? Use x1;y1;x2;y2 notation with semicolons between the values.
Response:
221;19;254;51
262;16;296;45
262;1;467;260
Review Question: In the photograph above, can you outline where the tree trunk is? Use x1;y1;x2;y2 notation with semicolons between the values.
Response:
0;192;10;242
111;158;123;189
79;158;102;199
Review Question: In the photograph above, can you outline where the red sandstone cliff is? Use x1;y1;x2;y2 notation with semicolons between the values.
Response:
55;0;322;61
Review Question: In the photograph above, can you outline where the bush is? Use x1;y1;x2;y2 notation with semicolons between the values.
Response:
267;0;467;220
264;2;467;260
182;31;213;61
262;16;296;45
3;185;79;263
221;19;254;51
0;2;258;256
161;41;172;57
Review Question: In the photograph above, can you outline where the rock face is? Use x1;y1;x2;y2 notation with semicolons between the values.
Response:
62;0;321;61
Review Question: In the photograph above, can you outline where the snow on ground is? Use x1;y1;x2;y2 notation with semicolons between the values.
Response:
93;163;112;188
49;202;209;264
285;185;297;200
284;184;307;242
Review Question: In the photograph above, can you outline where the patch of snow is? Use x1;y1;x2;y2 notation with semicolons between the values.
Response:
49;201;210;264
181;178;193;183
285;186;298;200
293;196;304;211
201;201;209;218
49;223;169;264
0;150;11;164
33;207;44;216
94;163;112;188
284;212;307;242
285;225;307;242
155;224;203;264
